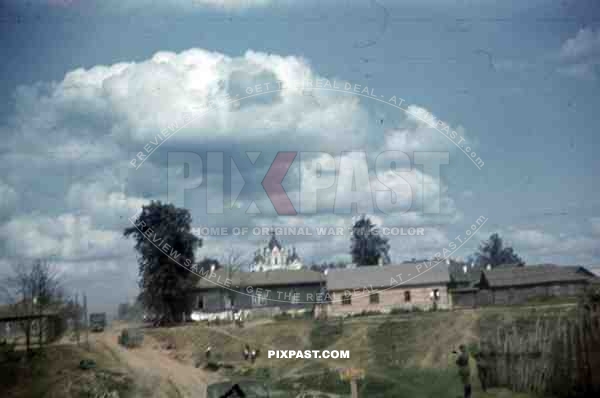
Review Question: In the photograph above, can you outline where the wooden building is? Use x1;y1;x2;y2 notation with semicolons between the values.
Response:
190;269;325;319
324;262;451;317
452;264;597;307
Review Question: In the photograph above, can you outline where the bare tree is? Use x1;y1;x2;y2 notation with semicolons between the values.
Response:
219;247;251;273
1;260;61;354
219;248;251;310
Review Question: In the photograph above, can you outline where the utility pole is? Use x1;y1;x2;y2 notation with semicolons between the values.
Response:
74;293;80;346
83;293;89;350
350;379;358;398
339;368;364;398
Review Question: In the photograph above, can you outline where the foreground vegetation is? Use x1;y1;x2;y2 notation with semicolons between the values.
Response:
1;344;134;398
147;306;562;397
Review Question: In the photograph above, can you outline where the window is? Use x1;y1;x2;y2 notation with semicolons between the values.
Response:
224;295;233;309
342;293;352;305
369;293;380;304
404;291;411;302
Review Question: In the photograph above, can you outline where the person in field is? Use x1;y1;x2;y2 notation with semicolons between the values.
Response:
474;343;489;392
455;344;472;398
243;344;250;361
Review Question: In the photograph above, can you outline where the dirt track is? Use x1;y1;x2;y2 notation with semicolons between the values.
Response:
93;323;221;398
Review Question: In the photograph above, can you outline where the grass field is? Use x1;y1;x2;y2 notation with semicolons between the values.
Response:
1;344;136;398
146;306;562;397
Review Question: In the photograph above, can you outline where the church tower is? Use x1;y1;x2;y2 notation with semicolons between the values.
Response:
251;230;303;272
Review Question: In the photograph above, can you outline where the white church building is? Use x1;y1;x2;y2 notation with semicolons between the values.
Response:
251;231;303;272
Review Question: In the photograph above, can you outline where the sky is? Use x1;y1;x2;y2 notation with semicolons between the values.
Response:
0;0;599;313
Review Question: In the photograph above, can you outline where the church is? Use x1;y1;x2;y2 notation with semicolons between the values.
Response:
251;231;303;272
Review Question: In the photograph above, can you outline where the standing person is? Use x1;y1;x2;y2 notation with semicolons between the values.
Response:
455;344;472;398
243;344;250;361
205;345;212;361
474;344;489;392
250;348;257;364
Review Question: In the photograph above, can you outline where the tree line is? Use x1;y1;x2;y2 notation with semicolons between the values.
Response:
122;202;524;324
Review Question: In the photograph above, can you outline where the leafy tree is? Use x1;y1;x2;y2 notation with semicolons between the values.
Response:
474;233;524;268
117;300;145;321
309;263;320;272
195;257;221;273
124;201;201;323
350;216;390;266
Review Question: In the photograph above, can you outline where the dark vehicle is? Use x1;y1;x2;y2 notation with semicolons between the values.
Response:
207;380;271;398
89;313;107;332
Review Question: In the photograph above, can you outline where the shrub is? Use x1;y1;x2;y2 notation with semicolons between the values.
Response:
273;367;349;396
360;368;460;398
389;307;411;314
274;312;292;321
118;328;144;348
310;320;344;350
353;310;381;317
204;361;221;371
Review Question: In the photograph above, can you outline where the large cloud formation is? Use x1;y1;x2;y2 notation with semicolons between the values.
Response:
0;47;465;312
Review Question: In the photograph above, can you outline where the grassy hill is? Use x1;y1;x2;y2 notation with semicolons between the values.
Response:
147;306;571;397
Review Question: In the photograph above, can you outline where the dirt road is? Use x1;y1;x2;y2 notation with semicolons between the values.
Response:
93;323;221;398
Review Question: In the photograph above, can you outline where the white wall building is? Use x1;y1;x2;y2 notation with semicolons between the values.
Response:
251;231;302;272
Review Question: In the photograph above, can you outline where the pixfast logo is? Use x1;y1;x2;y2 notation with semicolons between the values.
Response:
131;150;449;216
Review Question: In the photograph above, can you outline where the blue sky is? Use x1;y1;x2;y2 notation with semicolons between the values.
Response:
0;0;599;311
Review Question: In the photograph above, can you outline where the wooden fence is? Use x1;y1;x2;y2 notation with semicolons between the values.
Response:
479;291;600;396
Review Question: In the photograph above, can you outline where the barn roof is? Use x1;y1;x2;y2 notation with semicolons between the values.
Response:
480;264;595;288
326;262;450;291
0;302;61;322
195;269;324;289
587;266;600;277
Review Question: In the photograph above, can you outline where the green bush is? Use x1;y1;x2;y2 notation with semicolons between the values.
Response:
389;307;411;314
310;320;344;350
360;368;460;398
274;312;292;321
273;367;349;396
118;328;144;348
0;340;17;363
352;310;381;317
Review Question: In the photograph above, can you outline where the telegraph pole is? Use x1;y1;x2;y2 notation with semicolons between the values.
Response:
74;293;80;346
83;293;89;350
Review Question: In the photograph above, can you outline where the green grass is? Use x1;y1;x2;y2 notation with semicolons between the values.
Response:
1;345;135;398
360;368;461;398
309;319;345;350
272;366;350;395
149;308;559;398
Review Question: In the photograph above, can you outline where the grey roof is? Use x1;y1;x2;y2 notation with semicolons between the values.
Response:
448;261;483;287
587;266;600;277
195;269;324;289
326;262;450;291
481;264;594;288
0;302;61;321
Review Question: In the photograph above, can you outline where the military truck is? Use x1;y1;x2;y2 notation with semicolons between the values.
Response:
89;313;107;332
